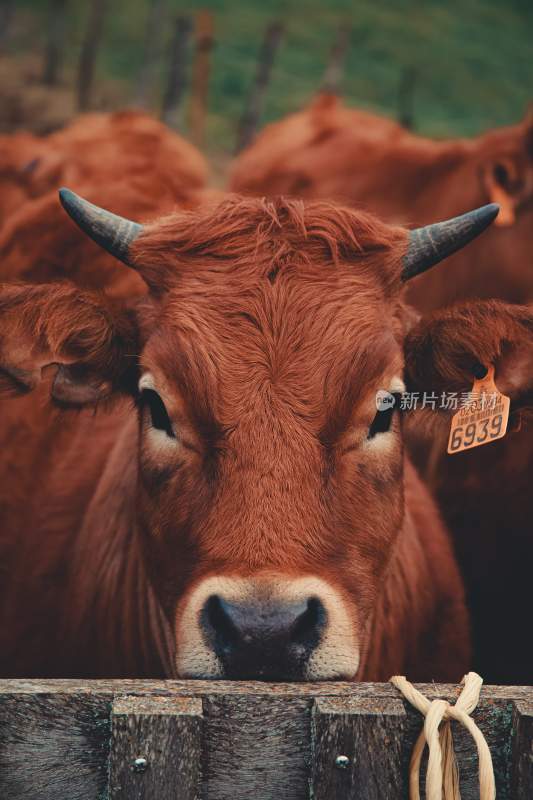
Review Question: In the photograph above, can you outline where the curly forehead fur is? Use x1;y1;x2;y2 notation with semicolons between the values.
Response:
132;196;409;427
131;194;408;290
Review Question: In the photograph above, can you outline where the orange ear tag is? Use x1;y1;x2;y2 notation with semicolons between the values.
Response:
447;366;510;454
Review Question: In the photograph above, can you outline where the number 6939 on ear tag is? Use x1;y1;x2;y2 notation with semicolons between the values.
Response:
447;365;510;455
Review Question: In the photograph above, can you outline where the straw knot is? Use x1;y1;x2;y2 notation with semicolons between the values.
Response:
390;672;496;800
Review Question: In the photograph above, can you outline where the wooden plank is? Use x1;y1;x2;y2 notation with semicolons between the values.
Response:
311;693;519;800
0;692;111;800
202;694;310;800
511;699;533;799
311;696;410;800
423;699;514;800
0;679;531;702
108;695;203;800
0;682;529;799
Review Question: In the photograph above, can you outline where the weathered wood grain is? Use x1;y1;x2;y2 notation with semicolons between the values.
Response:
311;692;521;800
311;696;412;800
0;679;531;701
202;694;311;800
108;695;203;800
0;681;530;800
511;699;533;799
0;692;110;800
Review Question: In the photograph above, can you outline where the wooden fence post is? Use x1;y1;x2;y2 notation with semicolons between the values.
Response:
397;66;417;130
135;0;166;109
320;23;351;94
511;699;533;798
235;20;283;153
189;9;214;147
108;695;203;800
0;0;15;53
161;15;192;128
76;0;107;111
42;0;68;86
0;691;111;800
201;693;310;800
310;696;410;800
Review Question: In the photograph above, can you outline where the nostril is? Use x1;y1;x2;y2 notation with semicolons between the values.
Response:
200;593;327;679
203;595;240;652
290;596;327;650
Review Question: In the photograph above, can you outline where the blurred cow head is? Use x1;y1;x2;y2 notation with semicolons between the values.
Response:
479;109;533;226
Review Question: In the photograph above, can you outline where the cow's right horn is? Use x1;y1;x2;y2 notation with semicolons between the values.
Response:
402;203;500;281
59;188;142;266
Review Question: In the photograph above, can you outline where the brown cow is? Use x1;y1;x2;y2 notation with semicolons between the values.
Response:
231;94;533;312
231;99;533;685
405;305;533;684
2;193;526;683
0;111;217;297
0;130;49;223
0;181;221;299
0;109;209;226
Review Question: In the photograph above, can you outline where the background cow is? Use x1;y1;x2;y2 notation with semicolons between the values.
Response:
231;94;533;312
0;111;218;297
2;191;529;684
0;110;209;225
0;130;50;223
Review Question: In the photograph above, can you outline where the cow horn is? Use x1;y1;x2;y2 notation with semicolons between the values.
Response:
402;203;500;281
59;188;143;266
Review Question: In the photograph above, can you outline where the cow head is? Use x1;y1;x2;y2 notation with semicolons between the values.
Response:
479;109;533;226
4;192;529;681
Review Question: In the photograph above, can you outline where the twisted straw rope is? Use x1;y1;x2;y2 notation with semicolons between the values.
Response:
390;672;496;800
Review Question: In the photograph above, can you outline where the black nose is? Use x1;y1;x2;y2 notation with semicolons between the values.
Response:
201;594;327;680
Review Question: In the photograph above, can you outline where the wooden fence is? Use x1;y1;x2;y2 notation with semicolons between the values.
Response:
3;3;419;148
0;680;531;799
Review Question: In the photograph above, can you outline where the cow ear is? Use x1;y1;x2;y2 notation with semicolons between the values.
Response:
404;300;533;419
481;157;520;226
0;283;138;405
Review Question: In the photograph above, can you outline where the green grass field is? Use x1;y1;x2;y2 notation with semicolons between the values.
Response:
10;0;533;156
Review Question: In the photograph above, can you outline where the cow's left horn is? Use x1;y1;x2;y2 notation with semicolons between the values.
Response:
402;203;499;281
59;188;142;266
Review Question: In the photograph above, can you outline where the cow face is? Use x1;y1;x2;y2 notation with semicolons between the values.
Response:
132;217;406;680
1;193;511;680
479;111;533;226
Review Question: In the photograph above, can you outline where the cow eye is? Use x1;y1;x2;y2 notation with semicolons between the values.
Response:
141;389;175;438
367;394;400;439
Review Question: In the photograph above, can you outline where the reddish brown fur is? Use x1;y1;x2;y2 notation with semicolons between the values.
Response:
0;110;215;297
0;196;471;680
231;94;533;312
404;301;533;683
231;100;533;685
0;130;50;222
0;110;209;222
